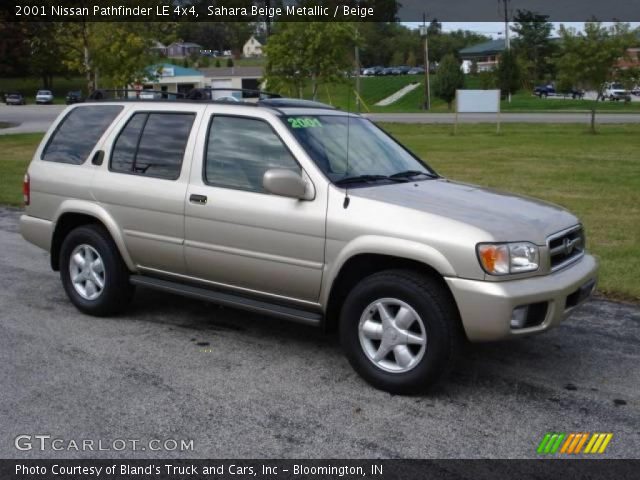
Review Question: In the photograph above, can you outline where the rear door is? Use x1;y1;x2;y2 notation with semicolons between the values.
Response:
184;108;327;304
92;104;203;274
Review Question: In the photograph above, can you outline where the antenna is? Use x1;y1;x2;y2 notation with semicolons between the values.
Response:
343;68;352;209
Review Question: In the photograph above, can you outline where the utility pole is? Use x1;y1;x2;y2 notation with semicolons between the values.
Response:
420;13;431;110
354;27;361;113
500;0;511;102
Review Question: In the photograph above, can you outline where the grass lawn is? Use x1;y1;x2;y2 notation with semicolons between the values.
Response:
383;122;640;301
0;124;638;300
306;76;640;113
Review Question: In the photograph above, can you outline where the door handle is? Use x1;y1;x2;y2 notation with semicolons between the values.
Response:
189;194;208;205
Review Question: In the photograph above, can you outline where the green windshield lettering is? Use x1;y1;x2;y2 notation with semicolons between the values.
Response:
288;117;322;128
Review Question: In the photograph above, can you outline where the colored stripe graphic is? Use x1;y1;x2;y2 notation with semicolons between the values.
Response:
574;433;589;454
537;433;552;454
597;434;613;453
560;433;575;453
539;432;613;454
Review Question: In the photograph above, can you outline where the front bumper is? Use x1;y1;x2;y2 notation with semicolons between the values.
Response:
445;254;598;342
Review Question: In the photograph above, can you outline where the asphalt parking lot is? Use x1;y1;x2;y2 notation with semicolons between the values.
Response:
0;207;638;459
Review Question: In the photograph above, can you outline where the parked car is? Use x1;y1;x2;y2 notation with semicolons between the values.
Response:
602;82;631;101
380;67;395;76
5;92;26;105
138;90;160;100
20;95;597;394
35;90;54;104
65;91;84;105
390;66;411;75
362;66;382;76
408;67;425;75
631;85;640;96
534;84;584;99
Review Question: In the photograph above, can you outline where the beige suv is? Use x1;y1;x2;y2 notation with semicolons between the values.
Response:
20;95;598;393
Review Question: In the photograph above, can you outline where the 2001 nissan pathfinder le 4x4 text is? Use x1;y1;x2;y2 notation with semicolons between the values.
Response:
20;92;598;393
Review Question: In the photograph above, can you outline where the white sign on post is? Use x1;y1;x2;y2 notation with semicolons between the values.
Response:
455;89;501;133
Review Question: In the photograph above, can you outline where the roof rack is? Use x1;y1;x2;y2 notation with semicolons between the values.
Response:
84;87;337;111
185;87;282;100
257;98;336;110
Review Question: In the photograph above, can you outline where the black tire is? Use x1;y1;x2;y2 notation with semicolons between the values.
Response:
59;224;134;316
339;269;461;394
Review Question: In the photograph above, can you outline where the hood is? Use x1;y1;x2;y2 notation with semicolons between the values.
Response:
349;179;578;245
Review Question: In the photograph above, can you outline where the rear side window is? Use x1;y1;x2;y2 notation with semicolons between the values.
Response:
110;112;195;180
42;106;123;164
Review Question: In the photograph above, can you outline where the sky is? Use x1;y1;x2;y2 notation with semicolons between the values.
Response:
404;22;640;39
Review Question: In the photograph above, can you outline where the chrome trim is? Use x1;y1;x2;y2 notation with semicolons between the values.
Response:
547;224;585;272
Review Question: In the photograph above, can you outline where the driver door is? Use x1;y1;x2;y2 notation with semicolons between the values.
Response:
184;112;326;304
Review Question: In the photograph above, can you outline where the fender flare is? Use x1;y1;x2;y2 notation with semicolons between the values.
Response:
320;235;456;307
52;200;136;271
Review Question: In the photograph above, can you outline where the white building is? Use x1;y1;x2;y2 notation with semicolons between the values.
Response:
242;35;264;57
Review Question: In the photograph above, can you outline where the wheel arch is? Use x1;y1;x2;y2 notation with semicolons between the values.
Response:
323;247;461;333
50;201;135;272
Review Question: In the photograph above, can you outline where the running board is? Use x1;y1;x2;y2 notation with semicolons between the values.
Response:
129;275;323;327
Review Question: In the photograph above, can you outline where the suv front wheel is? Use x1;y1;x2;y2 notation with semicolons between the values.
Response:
59;224;134;316
339;270;460;394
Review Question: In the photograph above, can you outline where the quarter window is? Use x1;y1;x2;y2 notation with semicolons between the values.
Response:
42;106;123;164
204;116;300;192
110;112;195;180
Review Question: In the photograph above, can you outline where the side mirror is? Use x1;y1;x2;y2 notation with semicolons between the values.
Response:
263;169;309;199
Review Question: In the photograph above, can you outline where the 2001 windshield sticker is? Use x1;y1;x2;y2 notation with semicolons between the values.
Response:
288;118;323;128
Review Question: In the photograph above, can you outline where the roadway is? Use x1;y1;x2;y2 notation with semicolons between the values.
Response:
1;105;640;136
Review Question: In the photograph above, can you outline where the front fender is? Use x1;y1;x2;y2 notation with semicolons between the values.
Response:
320;235;456;307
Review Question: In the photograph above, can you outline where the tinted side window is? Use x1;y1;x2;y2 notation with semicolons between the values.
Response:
205;116;300;193
110;114;145;173
110;112;195;180
42;106;123;164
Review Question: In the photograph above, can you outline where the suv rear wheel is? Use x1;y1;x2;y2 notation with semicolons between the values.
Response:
339;269;460;393
59;224;134;316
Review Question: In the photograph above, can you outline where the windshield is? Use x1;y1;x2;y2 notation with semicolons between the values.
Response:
283;115;435;184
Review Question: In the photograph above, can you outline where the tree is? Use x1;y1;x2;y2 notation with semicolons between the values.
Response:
23;23;68;89
390;50;405;66
0;21;30;77
433;54;464;110
555;22;636;132
496;49;520;100
58;19;164;92
427;19;442;36
510;10;555;86
406;51;417;67
264;22;354;99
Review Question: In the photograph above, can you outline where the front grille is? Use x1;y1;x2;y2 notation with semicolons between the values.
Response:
548;226;585;271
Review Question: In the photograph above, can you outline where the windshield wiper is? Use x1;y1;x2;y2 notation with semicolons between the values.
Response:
389;170;437;179
334;175;406;186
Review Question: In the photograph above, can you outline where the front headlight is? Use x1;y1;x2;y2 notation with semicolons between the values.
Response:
477;242;540;275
